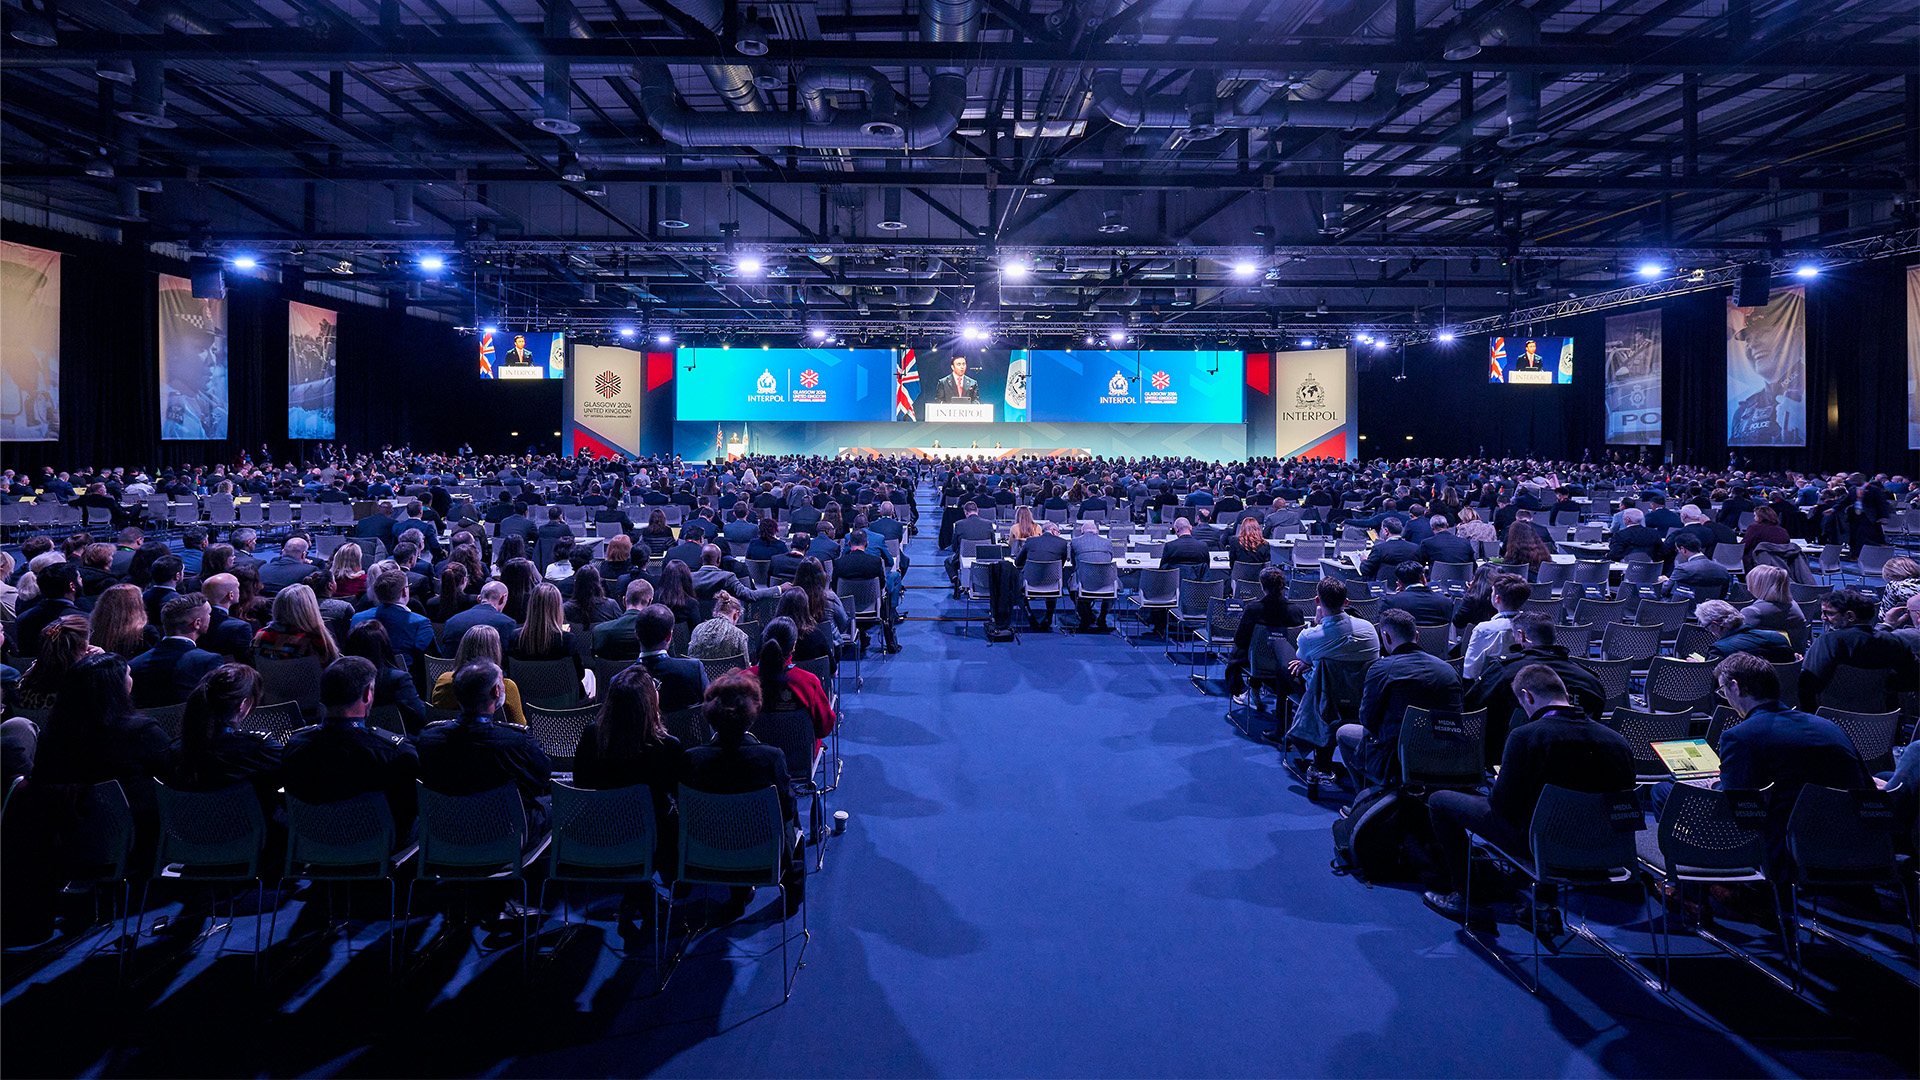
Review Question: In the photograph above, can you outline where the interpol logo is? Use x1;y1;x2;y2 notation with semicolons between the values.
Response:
595;371;621;399
1295;374;1325;409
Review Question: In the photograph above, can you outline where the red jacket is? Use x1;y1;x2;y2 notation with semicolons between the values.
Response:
746;662;836;752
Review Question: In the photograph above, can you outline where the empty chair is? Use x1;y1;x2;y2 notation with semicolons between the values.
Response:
1608;707;1693;782
1577;657;1634;713
1635;599;1691;640
1673;622;1717;660
239;701;306;742
675;785;806;1002
1414;622;1452;659
1171;577;1223;653
509;657;583;710
1813;707;1901;774
1783;784;1918;977
1576;596;1630;629
1429;562;1473;595
700;653;750;682
1600;622;1661;668
255;656;325;723
521;703;597;770
1397;706;1487;789
1636;784;1778;988
405;783;551;974
276;790;417;974
1534;561;1574;595
1646;657;1719;715
661;705;710;748
1129;567;1180;640
149;781;269;968
1711;543;1746;573
543;782;660;957
1556;621;1596;660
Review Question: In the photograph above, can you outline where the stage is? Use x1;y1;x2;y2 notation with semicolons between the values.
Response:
838;447;1092;460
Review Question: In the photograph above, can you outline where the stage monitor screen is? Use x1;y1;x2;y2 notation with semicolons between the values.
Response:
677;347;895;421
912;348;1026;422
480;330;564;379
1489;335;1572;384
1023;349;1244;423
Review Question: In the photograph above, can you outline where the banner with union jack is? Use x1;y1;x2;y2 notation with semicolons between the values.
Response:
1488;336;1507;383
893;348;920;420
479;330;495;377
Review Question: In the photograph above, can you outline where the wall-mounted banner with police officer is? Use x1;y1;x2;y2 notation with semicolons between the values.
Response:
158;272;229;440
1604;309;1661;445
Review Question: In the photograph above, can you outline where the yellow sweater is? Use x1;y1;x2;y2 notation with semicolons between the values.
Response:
430;674;528;727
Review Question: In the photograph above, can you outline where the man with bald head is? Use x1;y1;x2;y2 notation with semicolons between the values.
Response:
260;534;325;595
198;572;256;663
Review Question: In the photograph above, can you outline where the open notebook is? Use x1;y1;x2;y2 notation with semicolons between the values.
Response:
1650;737;1721;783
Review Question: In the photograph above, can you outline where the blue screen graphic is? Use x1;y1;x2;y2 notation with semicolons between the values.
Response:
1023;350;1244;423
677;348;895;421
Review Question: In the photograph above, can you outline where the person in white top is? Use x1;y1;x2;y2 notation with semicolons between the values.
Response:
1462;574;1534;679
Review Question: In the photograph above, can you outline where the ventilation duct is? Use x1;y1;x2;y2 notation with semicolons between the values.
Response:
1088;69;1399;131
677;0;771;114
1442;7;1544;146
878;187;907;230
534;61;582;134
112;181;145;221
117;59;177;129
659;185;691;228
390;182;421;227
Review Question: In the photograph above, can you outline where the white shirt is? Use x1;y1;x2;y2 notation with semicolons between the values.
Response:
1462;610;1518;679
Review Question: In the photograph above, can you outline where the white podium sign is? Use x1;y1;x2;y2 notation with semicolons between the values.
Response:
497;366;546;380
924;402;994;423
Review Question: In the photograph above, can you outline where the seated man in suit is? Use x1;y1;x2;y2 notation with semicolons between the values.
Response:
1068;520;1116;631
831;529;900;652
1337;609;1463;790
805;521;842;563
691;544;777;613
129;593;227;708
143;554;184;627
416;659;554;840
354;502;397;548
1607;508;1667;564
663;522;707;571
1014;520;1072;632
534;506;574;570
259;534;324;595
1284;577;1381;783
633;603;709;714
440;580;518;655
1424;664;1635;921
769;533;812;586
1378;561;1453;625
1359;516;1424;582
1464;613;1606;763
350;568;436;665
1418;516;1476;567
590;578;654;661
1658;533;1732;601
199;573;258;665
281;656;420;841
946;502;996;590
1159;518;1213;580
721;502;760;547
683;671;804;923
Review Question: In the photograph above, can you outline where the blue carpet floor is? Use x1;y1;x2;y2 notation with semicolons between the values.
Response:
3;512;1915;1078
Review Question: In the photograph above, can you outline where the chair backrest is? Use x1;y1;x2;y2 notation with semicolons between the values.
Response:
548;781;656;879
1528;785;1638;880
241;700;306;742
662;704;711;747
1555;621;1595;659
1576;597;1630;628
1398;706;1487;788
1077;561;1119;595
57;780;136;883
1575;657;1634;711
522;702;596;763
1206;596;1242;640
1414;622;1451;658
677;784;788;888
284;790;403;879
838;576;882;617
1818;663;1894;714
793;655;833;691
509;656;582;709
1138;567;1180;605
1022;558;1064;593
255;655;325;714
1646;657;1719;715
153;780;266;878
146;701;188;740
416;782;528;875
1429;561;1473;592
1608;707;1693;773
1785;784;1896;886
751;707;821;788
1856;545;1895;577
1711;543;1745;571
1177;576;1222;617
1635;598;1690;636
1672;622;1716;659
1535;560;1573;588
1653;783;1765;874
1521;597;1562;621
966;559;995;597
700;653;749;682
1813;707;1900;772
1601;621;1661;663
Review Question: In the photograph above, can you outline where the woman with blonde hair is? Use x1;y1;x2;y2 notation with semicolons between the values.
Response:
508;581;583;674
1738;563;1808;635
254;583;343;664
430;624;527;725
329;541;367;599
1454;506;1497;543
1009;505;1041;543
690;589;750;660
88;584;156;659
1875;556;1920;623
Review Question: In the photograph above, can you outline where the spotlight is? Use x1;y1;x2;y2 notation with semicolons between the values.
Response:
1637;262;1664;279
1029;163;1056;186
1084;334;1096;345
1108;329;1126;343
736;256;763;276
1438;329;1456;343
231;254;258;270
1356;333;1372;344
1232;260;1258;279
619;326;636;339
9;9;57;47
1795;265;1820;279
1001;258;1029;281
558;154;586;183
735;6;770;56
418;254;445;272
961;325;986;342
655;331;673;345
810;327;828;341
1300;338;1315;348
1492;168;1520;190
82;153;114;178
481;324;500;334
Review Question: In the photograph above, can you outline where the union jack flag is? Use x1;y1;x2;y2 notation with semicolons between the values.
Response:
479;330;495;377
893;348;920;420
800;369;820;389
1488;336;1506;383
1151;370;1171;390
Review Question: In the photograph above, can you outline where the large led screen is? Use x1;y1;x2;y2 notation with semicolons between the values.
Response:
677;347;895;421
1023;349;1243;423
481;330;564;379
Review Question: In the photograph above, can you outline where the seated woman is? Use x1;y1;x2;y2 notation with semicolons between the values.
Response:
544;535;579;584
690;590;750;661
12;616;98;712
168;663;282;809
430;625;527;726
1739;564;1809;635
1229;517;1271;566
329;542;368;602
683;670;803;922
430;562;476;622
653;561;701;640
596;534;643;588
638;509;675;557
1497;520;1552;574
508;582;585;679
1695;599;1797;663
745;516;786;562
88;584;158;660
572;666;685;936
777;587;837;666
792;559;851;640
564;565;621;630
1224;566;1305;700
746;616;836;756
253;583;343;664
343;620;428;733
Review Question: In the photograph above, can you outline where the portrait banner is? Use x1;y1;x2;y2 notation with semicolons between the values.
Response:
1274;348;1355;460
570;344;643;458
288;300;337;440
1727;285;1805;447
1604;309;1661;445
1;241;60;441
158;272;229;439
1906;265;1918;450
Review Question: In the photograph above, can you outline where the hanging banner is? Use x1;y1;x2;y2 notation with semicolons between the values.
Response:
288;300;338;440
1906;265;1919;450
1605;309;1662;445
158;272;229;439
0;241;60;441
569;344;643;458
1727;285;1805;447
1274;348;1355;460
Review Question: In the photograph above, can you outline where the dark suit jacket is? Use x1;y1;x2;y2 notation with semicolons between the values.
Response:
681;735;794;824
282;719;420;830
534;521;575;569
1661;555;1731;600
1015;533;1070;571
1466;645;1607;763
1487;706;1635;831
129;637;226;708
1159;535;1212;575
637;651;709;715
934;374;980;403
832;549;889;587
1418;533;1477;567
662;540;706;570
143;585;180;627
1608;526;1667;563
1717;702;1867;863
439;604;519;655
1353;643;1463;782
1379;585;1453;625
258;554;323;595
415;715;553;808
1799;625;1918;711
1359;538;1423;581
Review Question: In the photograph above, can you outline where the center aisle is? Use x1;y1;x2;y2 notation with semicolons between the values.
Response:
522;489;1794;1078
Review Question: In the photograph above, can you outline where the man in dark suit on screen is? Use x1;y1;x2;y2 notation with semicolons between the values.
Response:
934;355;980;403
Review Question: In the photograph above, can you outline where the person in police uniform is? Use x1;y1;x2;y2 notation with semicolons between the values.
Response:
161;295;228;439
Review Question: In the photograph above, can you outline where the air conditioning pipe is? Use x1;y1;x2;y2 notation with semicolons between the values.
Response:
1443;7;1544;147
1088;69;1400;131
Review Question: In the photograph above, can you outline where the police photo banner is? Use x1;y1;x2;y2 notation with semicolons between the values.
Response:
570;344;644;458
1726;285;1805;447
157;272;229;440
0;241;60;441
1273;348;1355;460
1604;310;1661;445
287;300;337;440
1906;265;1919;450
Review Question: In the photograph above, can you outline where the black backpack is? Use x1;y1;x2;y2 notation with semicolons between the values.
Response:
1331;785;1439;886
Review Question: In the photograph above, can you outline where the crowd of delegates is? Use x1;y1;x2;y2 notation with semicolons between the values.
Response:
0;449;927;945
926;452;1919;927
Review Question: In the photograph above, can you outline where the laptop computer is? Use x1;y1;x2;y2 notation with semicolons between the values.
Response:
1650;737;1721;785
